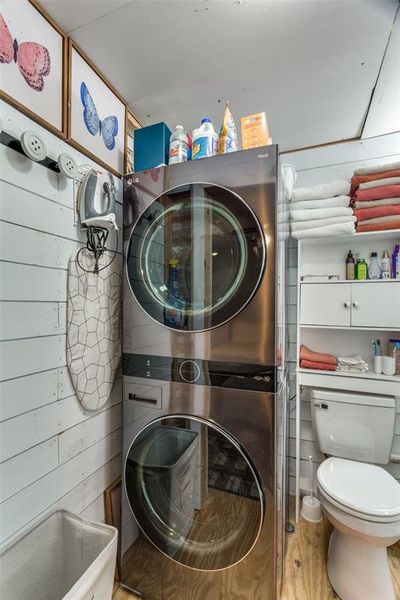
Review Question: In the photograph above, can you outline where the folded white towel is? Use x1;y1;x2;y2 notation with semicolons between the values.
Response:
291;180;350;203
359;176;400;190
353;161;400;176
354;197;400;209
291;206;353;222
291;221;355;239
337;355;368;373
290;195;350;210
291;215;356;232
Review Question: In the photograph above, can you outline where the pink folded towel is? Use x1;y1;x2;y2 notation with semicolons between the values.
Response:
356;220;400;233
300;345;337;366
354;205;400;223
354;184;400;202
350;169;400;196
300;359;337;371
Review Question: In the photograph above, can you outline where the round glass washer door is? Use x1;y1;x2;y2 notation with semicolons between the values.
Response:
124;416;264;571
126;183;266;331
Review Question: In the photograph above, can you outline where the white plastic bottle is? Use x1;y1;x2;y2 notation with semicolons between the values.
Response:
192;118;218;160
169;125;189;164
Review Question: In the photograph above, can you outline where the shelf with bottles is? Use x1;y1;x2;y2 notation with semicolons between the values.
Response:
298;231;399;283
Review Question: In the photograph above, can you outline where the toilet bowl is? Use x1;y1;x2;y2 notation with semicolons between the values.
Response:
317;457;400;600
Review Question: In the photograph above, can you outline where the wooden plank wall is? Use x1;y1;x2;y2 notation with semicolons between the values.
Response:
0;101;123;551
281;131;400;496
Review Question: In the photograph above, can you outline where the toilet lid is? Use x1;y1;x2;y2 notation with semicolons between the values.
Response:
318;457;400;518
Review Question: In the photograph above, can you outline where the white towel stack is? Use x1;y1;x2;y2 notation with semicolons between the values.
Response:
290;180;355;239
336;355;369;374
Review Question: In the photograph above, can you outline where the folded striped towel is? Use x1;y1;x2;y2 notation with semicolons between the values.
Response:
354;197;400;209
354;205;400;222
291;206;353;222
291;180;350;203
350;169;400;196
354;184;400;202
359;176;400;190
354;161;400;176
290;195;350;210
356;220;400;232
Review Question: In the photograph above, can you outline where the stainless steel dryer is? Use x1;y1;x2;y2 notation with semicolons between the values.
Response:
123;146;280;365
121;147;288;599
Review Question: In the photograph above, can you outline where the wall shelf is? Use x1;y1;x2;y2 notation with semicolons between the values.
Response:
300;325;399;331
300;279;399;285
299;229;400;246
297;367;400;384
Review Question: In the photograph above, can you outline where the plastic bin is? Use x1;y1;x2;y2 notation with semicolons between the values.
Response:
0;510;117;600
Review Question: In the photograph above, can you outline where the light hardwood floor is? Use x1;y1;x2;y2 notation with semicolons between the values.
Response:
113;509;400;600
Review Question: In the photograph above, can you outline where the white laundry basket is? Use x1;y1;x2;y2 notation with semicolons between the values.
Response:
0;510;117;600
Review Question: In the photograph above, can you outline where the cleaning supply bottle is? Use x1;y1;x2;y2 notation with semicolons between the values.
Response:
368;252;381;280
356;257;368;280
192;118;218;160
164;257;184;328
381;250;391;279
169;126;189;164
392;244;400;279
345;250;355;280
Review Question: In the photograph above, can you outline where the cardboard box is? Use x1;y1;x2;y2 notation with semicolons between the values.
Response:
241;113;271;150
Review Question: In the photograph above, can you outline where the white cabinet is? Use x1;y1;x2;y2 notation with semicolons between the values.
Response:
300;282;400;329
300;284;351;326
351;282;400;328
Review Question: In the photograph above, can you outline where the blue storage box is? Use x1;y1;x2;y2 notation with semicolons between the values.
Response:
134;122;171;172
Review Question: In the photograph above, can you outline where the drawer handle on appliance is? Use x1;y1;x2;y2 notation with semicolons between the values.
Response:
352;301;359;308
128;393;158;405
344;301;350;309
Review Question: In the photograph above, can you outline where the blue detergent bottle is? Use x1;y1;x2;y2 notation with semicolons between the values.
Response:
165;257;185;327
192;118;218;160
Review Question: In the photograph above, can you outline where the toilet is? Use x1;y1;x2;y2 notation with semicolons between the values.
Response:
310;388;400;600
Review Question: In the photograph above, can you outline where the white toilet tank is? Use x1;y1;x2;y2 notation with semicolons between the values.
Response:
310;389;395;464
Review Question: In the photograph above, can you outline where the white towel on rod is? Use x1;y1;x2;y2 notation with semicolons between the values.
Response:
290;195;350;210
291;215;356;232
291;221;355;239
359;176;400;190
291;206;353;222
291;180;350;203
353;161;400;176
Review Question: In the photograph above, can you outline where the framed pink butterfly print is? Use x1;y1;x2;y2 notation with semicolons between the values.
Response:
0;0;67;137
68;40;127;177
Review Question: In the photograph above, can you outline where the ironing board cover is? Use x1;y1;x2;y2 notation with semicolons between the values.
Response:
67;249;121;410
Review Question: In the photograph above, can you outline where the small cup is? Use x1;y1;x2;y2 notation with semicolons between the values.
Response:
374;356;383;374
382;356;396;376
301;495;322;523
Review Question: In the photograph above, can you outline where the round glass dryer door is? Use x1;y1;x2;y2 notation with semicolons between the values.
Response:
126;183;266;331
124;416;264;571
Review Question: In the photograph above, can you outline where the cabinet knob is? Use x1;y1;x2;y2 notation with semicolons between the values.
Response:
344;301;351;308
352;301;359;308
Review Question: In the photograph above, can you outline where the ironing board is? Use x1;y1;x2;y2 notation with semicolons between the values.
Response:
67;249;121;411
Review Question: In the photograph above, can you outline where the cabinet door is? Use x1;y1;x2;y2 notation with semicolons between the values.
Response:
351;282;400;328
300;284;352;326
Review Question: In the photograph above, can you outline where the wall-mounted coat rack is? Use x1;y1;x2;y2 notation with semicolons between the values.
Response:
0;130;60;173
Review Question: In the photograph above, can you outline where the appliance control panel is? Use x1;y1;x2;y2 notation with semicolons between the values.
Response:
123;354;277;393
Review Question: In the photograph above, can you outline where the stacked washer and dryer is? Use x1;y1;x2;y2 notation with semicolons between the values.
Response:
121;146;289;599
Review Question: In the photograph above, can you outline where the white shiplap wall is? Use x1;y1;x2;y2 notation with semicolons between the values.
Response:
281;131;400;496
0;101;123;552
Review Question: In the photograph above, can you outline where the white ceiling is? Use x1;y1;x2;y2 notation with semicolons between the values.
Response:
40;0;399;150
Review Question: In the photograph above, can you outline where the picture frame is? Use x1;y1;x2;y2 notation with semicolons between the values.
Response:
68;40;127;177
125;111;141;174
104;477;122;582
0;0;67;138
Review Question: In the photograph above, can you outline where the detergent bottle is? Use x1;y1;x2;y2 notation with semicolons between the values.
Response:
164;257;185;328
192;119;218;160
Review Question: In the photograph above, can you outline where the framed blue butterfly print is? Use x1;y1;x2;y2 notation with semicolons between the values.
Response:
68;41;126;176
